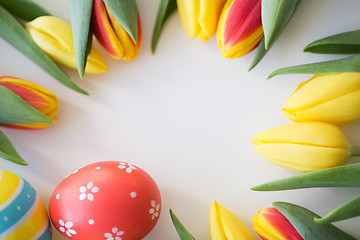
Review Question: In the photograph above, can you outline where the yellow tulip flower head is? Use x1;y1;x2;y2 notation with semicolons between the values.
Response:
283;73;360;125
209;200;255;240
177;0;227;42
252;122;352;173
26;16;107;74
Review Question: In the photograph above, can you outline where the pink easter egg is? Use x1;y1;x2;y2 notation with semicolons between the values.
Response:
49;161;161;240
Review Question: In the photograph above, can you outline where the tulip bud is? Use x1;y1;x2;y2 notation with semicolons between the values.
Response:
91;0;142;61
0;77;58;129
251;122;352;173
252;207;303;240
176;0;227;42
217;0;263;58
26;16;107;74
283;73;360;125
209;200;255;240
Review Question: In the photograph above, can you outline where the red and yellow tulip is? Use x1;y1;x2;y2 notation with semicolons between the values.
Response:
0;77;58;129
176;0;227;42
91;0;142;61
252;207;303;240
217;0;263;58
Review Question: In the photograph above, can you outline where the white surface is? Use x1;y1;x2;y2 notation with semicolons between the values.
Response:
2;0;360;239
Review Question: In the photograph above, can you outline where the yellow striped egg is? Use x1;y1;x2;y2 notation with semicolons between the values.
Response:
0;170;52;240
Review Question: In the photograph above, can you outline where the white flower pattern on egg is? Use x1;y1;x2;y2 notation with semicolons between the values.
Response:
79;181;99;201
149;200;160;220
104;227;124;240
118;162;137;173
58;219;77;237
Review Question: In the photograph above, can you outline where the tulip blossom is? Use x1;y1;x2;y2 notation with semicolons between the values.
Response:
283;73;360;125
0;77;58;129
217;0;263;58
252;207;303;240
176;0;227;42
91;0;142;60
209;200;255;240
26;16;107;74
251;122;352;172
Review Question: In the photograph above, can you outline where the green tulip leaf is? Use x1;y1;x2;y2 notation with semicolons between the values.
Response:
315;195;360;224
268;54;360;79
0;5;87;94
304;30;360;54
151;0;177;53
262;0;302;50
170;209;196;240
251;163;360;191
248;37;266;71
103;0;138;43
0;0;50;21
0;85;53;124
0;130;27;165
69;0;93;79
273;202;355;240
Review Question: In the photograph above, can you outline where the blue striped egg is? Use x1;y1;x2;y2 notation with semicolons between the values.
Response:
0;170;52;240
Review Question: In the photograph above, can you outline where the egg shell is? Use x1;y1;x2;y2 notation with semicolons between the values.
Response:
49;161;161;240
0;170;52;240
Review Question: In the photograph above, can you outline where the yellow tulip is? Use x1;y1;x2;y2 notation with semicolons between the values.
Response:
177;0;227;42
209;200;255;240
283;73;360;125
26;16;107;74
251;122;352;173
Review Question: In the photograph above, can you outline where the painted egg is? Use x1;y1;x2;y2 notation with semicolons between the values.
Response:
0;170;52;240
49;161;161;240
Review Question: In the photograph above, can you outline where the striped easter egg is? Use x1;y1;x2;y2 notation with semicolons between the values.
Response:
0;170;52;240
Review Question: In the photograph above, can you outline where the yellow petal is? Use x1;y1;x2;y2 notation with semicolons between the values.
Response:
209;200;227;240
219;205;255;240
254;143;351;172
251;122;351;149
177;0;201;39
27;16;107;74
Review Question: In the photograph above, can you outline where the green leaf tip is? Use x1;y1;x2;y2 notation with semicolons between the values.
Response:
151;0;177;53
315;195;360;224
0;0;51;21
251;163;360;191
0;131;28;165
170;209;196;240
268;54;360;79
103;0;138;43
248;37;266;71
273;202;356;240
304;30;360;54
69;0;94;79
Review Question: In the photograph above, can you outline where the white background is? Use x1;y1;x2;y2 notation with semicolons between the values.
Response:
2;0;360;239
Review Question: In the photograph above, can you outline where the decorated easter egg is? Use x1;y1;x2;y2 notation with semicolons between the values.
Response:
49;161;161;240
0;170;52;240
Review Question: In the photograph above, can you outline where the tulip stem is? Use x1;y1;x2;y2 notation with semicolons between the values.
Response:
351;146;360;156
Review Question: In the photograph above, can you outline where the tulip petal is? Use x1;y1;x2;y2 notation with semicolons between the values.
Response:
0;0;51;21
152;0;177;53
217;0;263;58
273;202;356;240
103;0;138;43
0;6;87;94
304;30;360;54
219;205;255;240
69;0;94;78
0;131;27;165
268;54;360;79
209;201;227;240
169;209;196;240
315;196;360;224
251;163;360;191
